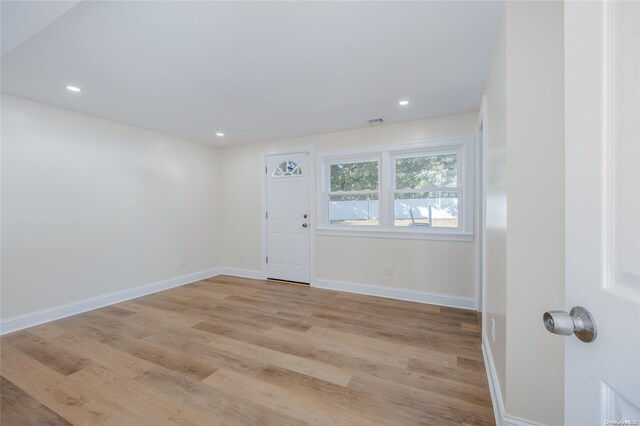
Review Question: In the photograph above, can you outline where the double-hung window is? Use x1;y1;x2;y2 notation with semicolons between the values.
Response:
392;151;461;229
326;158;381;227
319;138;472;240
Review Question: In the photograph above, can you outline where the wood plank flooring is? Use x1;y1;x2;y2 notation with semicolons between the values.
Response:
0;275;495;425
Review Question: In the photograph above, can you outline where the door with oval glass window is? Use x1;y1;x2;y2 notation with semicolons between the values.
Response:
266;152;310;284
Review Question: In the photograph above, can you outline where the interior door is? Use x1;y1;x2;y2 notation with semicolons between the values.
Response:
266;152;310;284
565;1;640;424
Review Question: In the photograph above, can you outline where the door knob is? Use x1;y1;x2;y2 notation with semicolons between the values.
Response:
302;223;308;228
543;306;597;342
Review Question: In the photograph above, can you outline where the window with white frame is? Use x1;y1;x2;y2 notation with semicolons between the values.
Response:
319;139;471;239
326;158;380;226
392;151;460;229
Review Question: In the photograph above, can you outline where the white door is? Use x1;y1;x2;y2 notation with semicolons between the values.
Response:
565;1;640;424
266;152;310;283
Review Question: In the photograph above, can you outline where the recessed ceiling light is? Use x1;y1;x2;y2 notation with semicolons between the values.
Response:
216;132;224;137
66;85;81;92
398;100;409;106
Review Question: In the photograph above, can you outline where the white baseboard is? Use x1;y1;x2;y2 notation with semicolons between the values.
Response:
482;335;506;424
503;415;539;426
313;278;476;310
482;335;540;426
218;267;264;280
1;268;476;337
0;267;222;336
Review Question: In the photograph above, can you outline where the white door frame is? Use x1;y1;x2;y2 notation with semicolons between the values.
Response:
476;95;488;317
261;145;316;285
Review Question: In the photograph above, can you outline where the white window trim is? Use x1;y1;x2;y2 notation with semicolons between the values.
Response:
317;137;473;241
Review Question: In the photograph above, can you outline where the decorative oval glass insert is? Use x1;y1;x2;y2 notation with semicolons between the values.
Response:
272;160;302;177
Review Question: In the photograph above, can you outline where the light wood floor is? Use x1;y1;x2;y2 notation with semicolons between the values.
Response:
0;275;495;425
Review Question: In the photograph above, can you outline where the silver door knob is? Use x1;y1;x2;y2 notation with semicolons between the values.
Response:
302;223;308;228
543;306;597;342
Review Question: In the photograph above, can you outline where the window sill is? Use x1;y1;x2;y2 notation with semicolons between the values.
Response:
315;227;474;242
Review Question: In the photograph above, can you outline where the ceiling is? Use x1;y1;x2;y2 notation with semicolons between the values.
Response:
1;1;502;147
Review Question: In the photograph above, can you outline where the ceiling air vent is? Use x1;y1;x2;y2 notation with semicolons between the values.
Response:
368;118;384;124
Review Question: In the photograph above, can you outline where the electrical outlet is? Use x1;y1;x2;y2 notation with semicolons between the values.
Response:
180;258;188;268
384;265;393;276
491;318;496;342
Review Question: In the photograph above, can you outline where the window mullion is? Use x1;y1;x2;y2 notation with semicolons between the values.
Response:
393;187;461;194
327;190;379;196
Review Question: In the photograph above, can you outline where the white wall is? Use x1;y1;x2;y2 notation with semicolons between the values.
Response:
504;2;564;424
218;113;479;301
0;96;478;323
482;3;565;425
1;94;220;319
483;5;508;403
